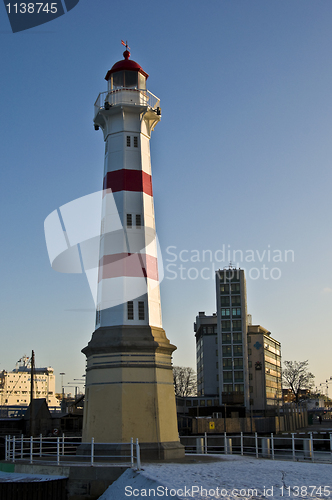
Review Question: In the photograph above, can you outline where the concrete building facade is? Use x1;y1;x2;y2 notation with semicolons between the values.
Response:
247;325;282;410
0;355;60;408
195;312;218;397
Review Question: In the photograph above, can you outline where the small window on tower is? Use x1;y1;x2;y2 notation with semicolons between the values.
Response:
134;136;138;148
127;214;132;228
136;214;142;227
96;310;101;325
126;136;131;147
127;301;134;320
138;301;145;320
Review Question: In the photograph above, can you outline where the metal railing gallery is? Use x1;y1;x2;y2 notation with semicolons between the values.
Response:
94;89;160;118
5;435;141;470
181;431;332;463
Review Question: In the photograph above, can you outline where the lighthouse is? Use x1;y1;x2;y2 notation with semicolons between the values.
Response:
81;46;184;460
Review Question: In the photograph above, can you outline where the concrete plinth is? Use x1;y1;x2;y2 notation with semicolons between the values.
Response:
81;325;185;461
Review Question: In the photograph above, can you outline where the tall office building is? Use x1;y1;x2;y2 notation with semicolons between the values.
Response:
216;268;249;409
194;267;282;412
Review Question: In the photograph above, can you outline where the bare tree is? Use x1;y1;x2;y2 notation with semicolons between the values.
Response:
173;366;197;397
283;360;315;403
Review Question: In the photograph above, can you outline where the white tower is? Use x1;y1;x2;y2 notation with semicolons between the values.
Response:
81;47;184;460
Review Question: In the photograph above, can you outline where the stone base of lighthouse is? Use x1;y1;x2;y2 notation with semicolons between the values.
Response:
80;325;185;460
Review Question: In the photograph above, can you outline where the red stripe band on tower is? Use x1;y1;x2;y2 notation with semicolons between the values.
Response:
103;169;153;196
98;253;159;282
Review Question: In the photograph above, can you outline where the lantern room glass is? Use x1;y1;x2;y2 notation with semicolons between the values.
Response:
109;71;146;91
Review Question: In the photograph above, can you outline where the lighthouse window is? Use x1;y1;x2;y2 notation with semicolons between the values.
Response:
134;136;138;148
127;301;134;320
124;71;138;88
127;214;132;228
112;71;124;89
136;214;142;227
138;73;146;90
126;136;131;147
138;301;145;321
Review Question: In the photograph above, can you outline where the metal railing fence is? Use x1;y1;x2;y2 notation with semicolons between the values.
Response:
5;435;141;470
94;89;160;118
181;432;332;463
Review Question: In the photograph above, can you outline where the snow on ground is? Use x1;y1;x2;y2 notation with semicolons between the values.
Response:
99;455;332;499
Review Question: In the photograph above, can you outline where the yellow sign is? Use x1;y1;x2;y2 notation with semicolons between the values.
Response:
209;421;215;430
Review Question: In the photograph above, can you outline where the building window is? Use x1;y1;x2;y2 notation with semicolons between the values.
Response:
222;333;231;344
126;135;131;147
231;284;240;293
223;371;232;381
234;358;243;369
222;345;232;356
234;371;243;382
220;284;229;294
134;136;138;147
231;295;241;306
220;296;230;306
234;384;244;393
127;301;134;320
232;320;242;331
127;214;132;228
136;214;142;227
221;308;230;318
221;320;231;331
223;384;233;394
223;358;232;368
233;345;243;356
233;332;242;344
96;310;101;325
249;373;253;380
216;349;218;356
138;301;145;320
232;308;241;317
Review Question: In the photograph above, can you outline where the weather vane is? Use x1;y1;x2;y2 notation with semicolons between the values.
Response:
121;40;130;51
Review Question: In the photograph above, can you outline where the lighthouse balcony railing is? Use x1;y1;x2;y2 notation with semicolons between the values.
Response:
94;89;160;118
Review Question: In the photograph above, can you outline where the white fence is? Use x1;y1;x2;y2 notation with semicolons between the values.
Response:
181;432;332;463
5;435;141;470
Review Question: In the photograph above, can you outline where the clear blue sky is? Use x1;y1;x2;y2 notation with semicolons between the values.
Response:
1;0;332;395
